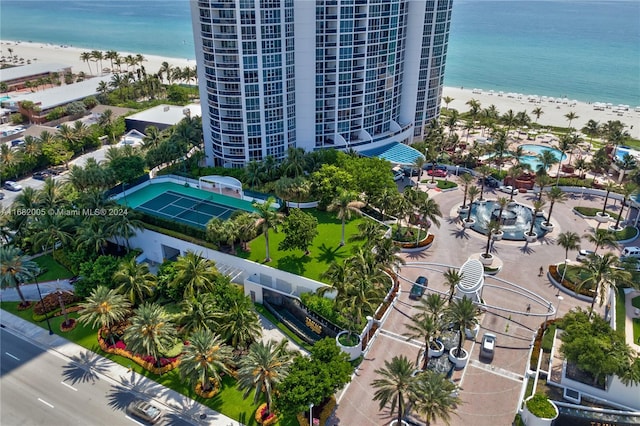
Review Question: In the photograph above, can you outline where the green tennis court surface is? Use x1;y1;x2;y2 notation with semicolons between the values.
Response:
119;181;255;229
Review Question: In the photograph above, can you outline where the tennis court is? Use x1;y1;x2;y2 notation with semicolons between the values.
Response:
121;181;256;229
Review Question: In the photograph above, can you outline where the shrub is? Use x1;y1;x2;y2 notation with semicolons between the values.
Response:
33;291;80;315
550;264;595;298
526;394;557;419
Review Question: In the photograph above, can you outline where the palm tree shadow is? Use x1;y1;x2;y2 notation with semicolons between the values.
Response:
519;243;536;255
405;250;430;261
315;243;348;264
62;350;111;385
446;215;460;225
276;254;309;276
107;373;167;411
450;228;471;240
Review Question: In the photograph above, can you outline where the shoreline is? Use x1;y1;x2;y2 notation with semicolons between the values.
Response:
2;39;638;139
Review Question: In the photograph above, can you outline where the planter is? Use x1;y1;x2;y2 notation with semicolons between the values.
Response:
479;254;494;266
426;182;438;189
595;212;610;223
336;331;362;361
448;347;469;369
608;224;624;232
508;201;518;207
457;205;470;215
465;323;480;340
535;210;546;217
428;339;445;358
540;222;554;231
521;395;559;426
463;218;476;229
491;230;504;241
525;232;538;243
389;421;410;426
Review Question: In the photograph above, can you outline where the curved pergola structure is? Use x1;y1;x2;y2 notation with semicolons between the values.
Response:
456;258;484;303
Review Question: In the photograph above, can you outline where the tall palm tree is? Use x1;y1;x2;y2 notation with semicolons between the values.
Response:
178;293;218;335
582;119;600;149
536;150;559;175
446;296;480;358
405;313;440;370
583;229;619;254
600;182;619;216
532;107;544;124
327;190;364;246
465;186;480;222
556;231;581;259
76;218;111;255
535;174;552;201
410;371;460;426
459;173;475;208
372;355;415;425
180;329;234;393
527;200;546;237
0;246;40;307
349;220;386;249
372;236;406;272
575;253;632;317
544;186;567;227
444;269;463;304
237;339;292;416
252;197;281;262
78;286;132;344
113;258;157;305
614;183;639;229
565;111;579;130
80;51;93;74
124;303;178;366
214;300;262;350
172;251;219;298
31;213;73;256
416;197;442;243
476;165;493;201
442;96;453;110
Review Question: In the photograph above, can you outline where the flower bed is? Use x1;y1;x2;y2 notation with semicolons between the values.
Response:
34;291;81;316
97;328;181;375
195;378;220;399
394;233;434;248
255;403;279;426
60;318;77;332
549;265;595;298
33;305;82;322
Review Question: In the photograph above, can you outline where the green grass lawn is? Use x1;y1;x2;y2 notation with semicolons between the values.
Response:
29;254;74;283
616;288;626;335
0;302;297;426
239;209;367;283
573;206;621;221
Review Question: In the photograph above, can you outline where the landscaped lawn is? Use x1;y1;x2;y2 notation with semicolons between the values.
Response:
29;254;74;283
239;209;367;282
0;302;297;426
633;296;640;344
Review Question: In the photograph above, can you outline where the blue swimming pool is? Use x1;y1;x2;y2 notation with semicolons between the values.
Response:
519;144;566;171
615;146;639;163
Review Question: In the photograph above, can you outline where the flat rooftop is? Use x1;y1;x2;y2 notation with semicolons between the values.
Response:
0;62;71;82
125;104;202;126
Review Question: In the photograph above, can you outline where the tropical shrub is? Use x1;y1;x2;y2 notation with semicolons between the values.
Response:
526;394;557;419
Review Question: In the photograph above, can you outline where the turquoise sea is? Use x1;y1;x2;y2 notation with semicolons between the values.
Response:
1;0;638;106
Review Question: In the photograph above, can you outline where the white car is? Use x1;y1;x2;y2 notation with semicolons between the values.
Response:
3;181;23;191
576;249;597;262
498;185;517;195
392;170;404;181
480;333;496;360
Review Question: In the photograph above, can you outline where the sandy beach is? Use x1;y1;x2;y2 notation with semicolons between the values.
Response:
2;39;638;140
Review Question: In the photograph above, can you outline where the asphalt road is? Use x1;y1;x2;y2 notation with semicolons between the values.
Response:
0;328;191;426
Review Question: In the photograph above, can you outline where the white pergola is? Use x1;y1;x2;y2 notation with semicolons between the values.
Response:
456;258;485;303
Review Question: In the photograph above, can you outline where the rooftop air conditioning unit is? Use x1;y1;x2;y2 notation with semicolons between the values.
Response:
163;106;170;112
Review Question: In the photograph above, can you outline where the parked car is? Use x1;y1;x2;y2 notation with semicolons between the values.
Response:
480;176;500;188
402;166;421;177
576;249;596;262
427;169;447;177
126;399;162;424
392;169;405;181
0;191;4;200
409;276;428;300
480;332;496;360
3;181;23;191
498;185;518;195
32;171;50;181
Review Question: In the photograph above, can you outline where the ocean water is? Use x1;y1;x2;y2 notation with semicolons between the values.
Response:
1;0;638;106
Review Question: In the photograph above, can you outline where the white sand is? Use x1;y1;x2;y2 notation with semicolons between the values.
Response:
2;40;638;139
0;40;195;77
442;87;640;140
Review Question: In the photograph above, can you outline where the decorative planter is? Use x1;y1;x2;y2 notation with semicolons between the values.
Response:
428;339;445;358
525;232;538;243
521;395;559;426
608;224;624;232
457;205;470;215
465;323;480;340
508;201;518;207
426;182;438;189
448;347;469;369
540;222;554;231
595;212;610;223
536;210;546;217
389;420;410;426
463;218;476;229
336;331;362;361
479;254;494;266
491;230;504;241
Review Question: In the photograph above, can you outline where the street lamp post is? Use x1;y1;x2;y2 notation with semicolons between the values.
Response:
555;296;564;320
34;278;54;335
557;259;570;296
309;403;314;426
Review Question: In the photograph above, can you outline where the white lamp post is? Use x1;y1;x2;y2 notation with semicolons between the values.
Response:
555;296;564;319
557;259;570;296
309;403;314;426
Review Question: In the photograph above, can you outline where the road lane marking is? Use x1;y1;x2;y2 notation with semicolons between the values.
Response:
61;381;77;391
37;398;54;408
5;352;20;361
125;415;145;425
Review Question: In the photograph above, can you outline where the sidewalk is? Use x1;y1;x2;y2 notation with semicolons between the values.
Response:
0;310;242;426
0;279;75;302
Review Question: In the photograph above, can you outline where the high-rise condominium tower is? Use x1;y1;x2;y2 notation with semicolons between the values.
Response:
191;0;453;167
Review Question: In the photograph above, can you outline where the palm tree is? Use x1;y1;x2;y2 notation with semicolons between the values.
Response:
172;251;219;298
476;165;493;201
614;183;639;230
180;329;234;393
372;236;406;272
600;182;619;217
565;111;579;130
557;231;581;259
124;303;178;366
214;300;262;350
444;269;463;304
372;355;415;425
237;339;292;416
535;174;552;202
575;253;632;317
536;150;559;175
415;197;442;244
532;107;544;124
113;258;156;305
465;186;480;223
78;286;132;344
410;371;460;426
483;220;501;257
446;296;480;358
459;173;475;208
405;313;440;370
80;51;93;74
252;197;281;262
76;218;111;255
442;96;453;110
582;119;600;149
31;214;73;255
527;200;546;237
178;293;218;335
583;229;619;254
327;190;364;246
0;246;40;307
544;186;567;226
